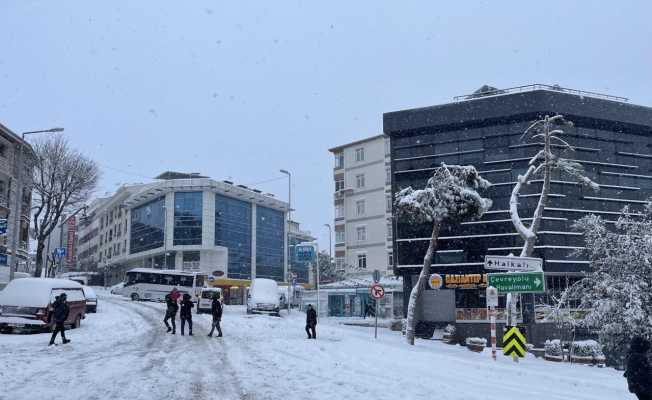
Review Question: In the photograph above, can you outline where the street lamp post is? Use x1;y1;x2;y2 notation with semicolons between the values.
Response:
323;223;332;275
10;127;63;280
279;169;291;314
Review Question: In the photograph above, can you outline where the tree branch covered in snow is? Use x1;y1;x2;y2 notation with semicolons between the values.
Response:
510;115;598;257
562;204;652;366
395;164;492;345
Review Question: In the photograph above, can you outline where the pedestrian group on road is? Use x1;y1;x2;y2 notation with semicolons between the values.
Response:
162;288;224;338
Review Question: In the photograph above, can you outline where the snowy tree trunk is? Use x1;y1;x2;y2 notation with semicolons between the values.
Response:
521;118;551;258
405;221;441;345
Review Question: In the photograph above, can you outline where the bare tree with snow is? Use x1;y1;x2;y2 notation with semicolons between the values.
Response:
510;114;599;257
395;164;492;345
31;136;100;278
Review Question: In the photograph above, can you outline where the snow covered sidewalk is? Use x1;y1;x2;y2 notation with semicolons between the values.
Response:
0;293;635;400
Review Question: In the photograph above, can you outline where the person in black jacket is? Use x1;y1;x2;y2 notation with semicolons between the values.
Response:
208;292;223;337
164;292;179;334
625;336;652;400
49;294;71;346
179;293;194;336
305;304;317;339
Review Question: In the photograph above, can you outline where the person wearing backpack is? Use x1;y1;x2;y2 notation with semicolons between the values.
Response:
48;294;71;346
164;291;179;334
179;293;194;336
208;292;223;338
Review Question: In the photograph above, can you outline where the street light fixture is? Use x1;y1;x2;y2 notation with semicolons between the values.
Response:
10;127;64;280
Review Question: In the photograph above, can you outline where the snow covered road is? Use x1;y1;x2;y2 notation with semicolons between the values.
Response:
1;292;635;400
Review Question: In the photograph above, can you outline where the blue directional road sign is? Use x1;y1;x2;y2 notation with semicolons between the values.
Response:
295;244;316;263
54;247;66;259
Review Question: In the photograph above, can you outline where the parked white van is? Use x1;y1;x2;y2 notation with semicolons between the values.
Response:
197;287;222;314
247;278;280;316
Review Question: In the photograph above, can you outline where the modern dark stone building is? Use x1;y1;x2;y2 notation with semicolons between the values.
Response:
384;84;652;344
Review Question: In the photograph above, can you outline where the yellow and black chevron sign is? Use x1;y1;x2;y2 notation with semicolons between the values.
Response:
503;326;527;358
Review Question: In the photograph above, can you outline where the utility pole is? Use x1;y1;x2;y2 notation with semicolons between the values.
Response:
280;169;291;314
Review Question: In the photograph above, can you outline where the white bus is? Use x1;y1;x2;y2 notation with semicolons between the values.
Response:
122;268;207;302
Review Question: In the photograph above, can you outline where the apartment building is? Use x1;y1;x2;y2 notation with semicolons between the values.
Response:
329;134;393;276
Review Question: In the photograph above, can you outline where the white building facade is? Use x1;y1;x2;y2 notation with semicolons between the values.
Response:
329;135;393;276
76;172;290;288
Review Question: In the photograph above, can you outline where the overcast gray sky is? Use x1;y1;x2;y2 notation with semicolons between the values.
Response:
2;1;651;249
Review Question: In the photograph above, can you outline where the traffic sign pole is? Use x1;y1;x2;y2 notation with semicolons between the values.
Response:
489;307;496;361
374;299;378;339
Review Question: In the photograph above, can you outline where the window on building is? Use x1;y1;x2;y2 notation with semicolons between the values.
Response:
173;192;203;246
355;174;365;189
255;206;285;281
386;196;392;212
116;243;121;254
355;147;365;162
123;239;127;254
386;168;391;185
335;176;344;192
130;196;165;254
357;253;367;269
387;223;393;238
182;251;201;271
335;202;344;218
215;194;252;280
109;229;113;241
0;143;6;157
335;256;345;270
335;229;345;243
384;138;391;156
388;253;393;267
356;226;366;242
356;199;365;216
99;235;103;245
334;152;344;169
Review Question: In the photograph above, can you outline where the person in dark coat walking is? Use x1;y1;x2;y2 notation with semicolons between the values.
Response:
49;294;71;346
305;304;317;339
164;292;179;334
179;293;194;336
625;336;652;400
208;292;223;337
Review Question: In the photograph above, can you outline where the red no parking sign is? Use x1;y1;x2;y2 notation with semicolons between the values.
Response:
370;284;385;300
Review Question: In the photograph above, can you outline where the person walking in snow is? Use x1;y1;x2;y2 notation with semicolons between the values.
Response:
305;304;317;339
48;293;71;346
208;292;223;337
164;291;179;334
625;336;652;400
179;293;194;336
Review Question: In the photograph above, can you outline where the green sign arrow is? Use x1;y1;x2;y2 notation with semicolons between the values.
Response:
487;271;545;294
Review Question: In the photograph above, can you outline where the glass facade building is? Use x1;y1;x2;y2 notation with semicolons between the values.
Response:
255;206;285;281
385;88;652;330
173;192;203;246
130;196;165;254
215;194;253;280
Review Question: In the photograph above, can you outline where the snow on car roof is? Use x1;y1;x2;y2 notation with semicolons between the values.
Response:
0;278;83;307
127;268;206;276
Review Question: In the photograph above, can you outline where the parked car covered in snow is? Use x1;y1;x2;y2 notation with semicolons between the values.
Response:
197;287;222;314
82;286;98;313
0;270;30;291
247;278;280;316
0;278;86;333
